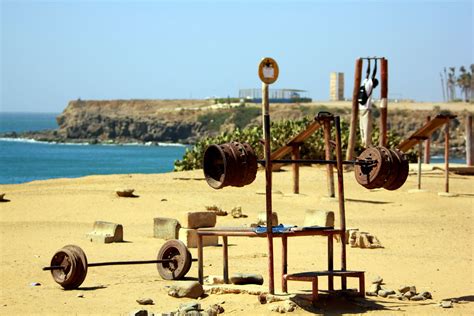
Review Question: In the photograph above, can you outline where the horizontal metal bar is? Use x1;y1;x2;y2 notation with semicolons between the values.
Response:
257;159;375;166
43;258;198;270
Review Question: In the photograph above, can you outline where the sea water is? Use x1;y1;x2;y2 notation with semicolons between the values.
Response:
0;112;187;184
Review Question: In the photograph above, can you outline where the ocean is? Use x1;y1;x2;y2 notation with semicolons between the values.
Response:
0;112;187;184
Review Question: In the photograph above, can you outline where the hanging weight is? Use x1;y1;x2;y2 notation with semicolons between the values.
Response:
43;240;194;290
354;147;391;189
384;148;409;190
203;141;258;189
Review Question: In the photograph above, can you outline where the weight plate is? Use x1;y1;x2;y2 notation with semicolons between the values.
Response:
182;248;193;277
383;149;401;190
354;147;391;189
63;245;88;289
50;248;78;289
384;149;409;190
157;240;191;280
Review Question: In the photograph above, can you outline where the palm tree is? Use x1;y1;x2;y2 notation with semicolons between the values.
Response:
457;66;472;102
448;67;456;101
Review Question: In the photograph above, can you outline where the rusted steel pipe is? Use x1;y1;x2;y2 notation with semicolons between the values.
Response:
346;58;363;161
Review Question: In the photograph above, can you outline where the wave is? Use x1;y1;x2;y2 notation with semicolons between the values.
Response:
0;137;186;147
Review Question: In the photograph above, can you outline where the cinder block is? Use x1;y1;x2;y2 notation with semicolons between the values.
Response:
153;217;181;240
181;211;216;229
256;212;279;226
304;209;335;227
86;221;123;243
179;228;218;248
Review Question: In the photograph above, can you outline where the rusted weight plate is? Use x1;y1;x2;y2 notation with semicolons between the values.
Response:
50;248;78;290
63;245;88;289
203;141;257;189
157;240;192;280
384;149;409;190
354;147;392;189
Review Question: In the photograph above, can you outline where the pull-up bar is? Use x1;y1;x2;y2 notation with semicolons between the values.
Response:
360;57;385;60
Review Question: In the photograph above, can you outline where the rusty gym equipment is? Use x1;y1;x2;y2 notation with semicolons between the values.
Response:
42;240;194;290
203;141;408;191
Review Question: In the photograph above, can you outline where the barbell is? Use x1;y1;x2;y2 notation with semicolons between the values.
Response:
203;142;408;190
42;240;194;290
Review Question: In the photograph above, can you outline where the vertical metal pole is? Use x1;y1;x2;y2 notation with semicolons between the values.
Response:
222;236;229;284
262;82;275;294
424;116;431;164
346;58;363;161
418;141;422;190
334;116;347;290
291;145;300;194
379;58;388;147
197;235;203;284
327;235;334;291
282;236;288;293
323;120;335;197
445;120;450;193
467;115;473;166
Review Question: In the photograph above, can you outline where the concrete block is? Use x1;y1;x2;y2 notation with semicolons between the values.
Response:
304;209;334;227
153;217;181;240
86;221;123;243
181;211;216;229
179;228;218;248
256;212;278;226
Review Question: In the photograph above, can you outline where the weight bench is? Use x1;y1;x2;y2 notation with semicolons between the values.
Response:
283;270;365;302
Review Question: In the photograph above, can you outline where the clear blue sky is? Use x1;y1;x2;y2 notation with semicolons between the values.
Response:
1;0;472;113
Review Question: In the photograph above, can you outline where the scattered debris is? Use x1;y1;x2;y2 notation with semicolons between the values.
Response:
258;293;289;304
29;282;41;287
230;273;264;285
365;278;432;302
160;198;168;202
204;286;264;296
178;302;201;313
129;310;148;316
269;301;297;313
205;275;225;285
167;281;204;299
256;212;279;226
342;230;383;249
231;206;247;218
116;188;138;198
440;300;453;308
136;298;154;305
77;293;84;298
0;193;7;202
205;205;227;216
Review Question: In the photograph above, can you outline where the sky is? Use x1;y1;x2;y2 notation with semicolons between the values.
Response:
1;0;473;113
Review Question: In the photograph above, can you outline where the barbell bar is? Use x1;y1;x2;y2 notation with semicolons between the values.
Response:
43;240;194;290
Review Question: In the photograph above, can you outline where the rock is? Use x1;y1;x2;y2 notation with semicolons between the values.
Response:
410;294;426;301
167;281;204;299
230;273;264;285
387;294;402;300
303;209;335;227
179;228;219;248
181;211;216;229
206;275;225;285
398;285;411;294
409;286;417;294
269;301;296;313
136;298;154;305
257;212;278;226
207;303;224;314
116;188;137;197
178;302;200;313
377;289;395;297
421;291;432;299
231;206;244;218
205;205;227;216
153;217;181;240
440;300;453;308
30;282;41;287
372;276;383;285
129;310;148;316
258;293;267;304
403;291;414;299
77;293;84;298
366;291;378;297
368;283;380;293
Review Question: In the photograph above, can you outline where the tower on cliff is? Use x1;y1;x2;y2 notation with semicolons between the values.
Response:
329;72;344;101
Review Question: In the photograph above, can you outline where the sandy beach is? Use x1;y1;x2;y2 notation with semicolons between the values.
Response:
0;164;473;315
